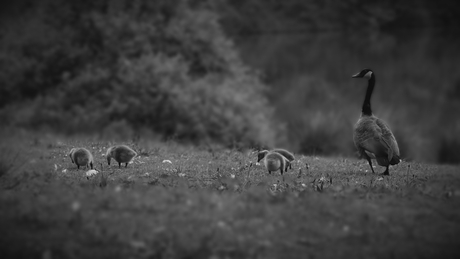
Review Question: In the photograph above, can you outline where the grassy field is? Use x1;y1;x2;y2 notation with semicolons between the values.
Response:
0;133;460;259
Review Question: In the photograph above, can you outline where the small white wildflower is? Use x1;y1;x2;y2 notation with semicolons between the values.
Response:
178;173;186;177
143;172;150;177
86;169;99;178
301;183;307;187
256;162;260;166
377;177;384;181
230;174;236;179
162;160;172;164
62;169;67;173
54;164;58;171
130;240;146;249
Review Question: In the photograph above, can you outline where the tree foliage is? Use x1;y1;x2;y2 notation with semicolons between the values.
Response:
0;0;280;146
217;0;460;35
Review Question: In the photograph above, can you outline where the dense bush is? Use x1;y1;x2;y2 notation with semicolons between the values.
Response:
217;0;460;35
0;0;280;147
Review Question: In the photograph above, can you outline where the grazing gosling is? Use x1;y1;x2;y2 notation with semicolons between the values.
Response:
263;151;289;175
258;149;295;170
106;145;137;168
68;148;94;170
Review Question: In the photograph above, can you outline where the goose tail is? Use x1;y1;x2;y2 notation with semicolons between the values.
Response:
390;154;401;165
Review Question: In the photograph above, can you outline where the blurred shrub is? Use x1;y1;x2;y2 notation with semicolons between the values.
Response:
0;0;280;147
216;0;460;35
437;137;460;164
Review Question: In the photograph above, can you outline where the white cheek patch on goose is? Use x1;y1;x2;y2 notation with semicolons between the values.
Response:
364;71;373;79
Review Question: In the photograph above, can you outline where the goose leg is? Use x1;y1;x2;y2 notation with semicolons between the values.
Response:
125;163;128;168
285;163;289;172
118;162;121;168
365;156;376;174
382;166;389;176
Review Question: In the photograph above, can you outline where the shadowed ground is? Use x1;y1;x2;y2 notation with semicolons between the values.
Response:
0;133;459;258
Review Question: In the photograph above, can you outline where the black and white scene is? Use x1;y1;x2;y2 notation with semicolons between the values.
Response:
0;0;459;258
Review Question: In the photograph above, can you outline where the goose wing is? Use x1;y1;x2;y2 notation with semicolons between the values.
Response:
358;134;389;159
375;118;400;162
354;117;397;164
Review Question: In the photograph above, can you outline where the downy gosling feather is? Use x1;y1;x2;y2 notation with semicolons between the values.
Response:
106;145;137;168
263;151;289;175
258;148;295;170
68;147;94;170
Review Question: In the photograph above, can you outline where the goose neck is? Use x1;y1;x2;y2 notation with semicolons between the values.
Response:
361;75;375;116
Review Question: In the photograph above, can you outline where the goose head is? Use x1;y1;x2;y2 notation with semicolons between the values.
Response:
352;69;373;80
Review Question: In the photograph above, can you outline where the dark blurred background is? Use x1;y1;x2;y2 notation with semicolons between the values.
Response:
0;0;459;164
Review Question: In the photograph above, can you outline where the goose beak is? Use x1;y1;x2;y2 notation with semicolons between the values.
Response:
351;73;361;78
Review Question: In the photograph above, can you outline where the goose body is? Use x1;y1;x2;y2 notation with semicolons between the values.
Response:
69;148;94;169
262;151;288;175
106;145;137;168
258;149;295;170
352;69;400;175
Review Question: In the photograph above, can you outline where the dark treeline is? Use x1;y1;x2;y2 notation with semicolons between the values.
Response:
0;0;458;156
0;0;280;147
218;0;460;35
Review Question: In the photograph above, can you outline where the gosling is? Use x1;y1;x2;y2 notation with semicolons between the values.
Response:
258;149;295;170
68;148;94;170
106;145;137;168
262;151;289;175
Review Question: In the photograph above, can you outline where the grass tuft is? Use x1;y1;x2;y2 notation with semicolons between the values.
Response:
0;133;460;258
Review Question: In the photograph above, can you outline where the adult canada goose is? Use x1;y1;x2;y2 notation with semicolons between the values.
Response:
352;69;400;175
257;149;295;170
106;145;137;168
262;151;289;175
68;148;94;170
